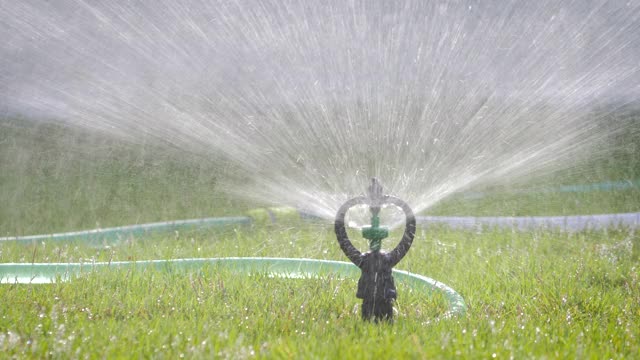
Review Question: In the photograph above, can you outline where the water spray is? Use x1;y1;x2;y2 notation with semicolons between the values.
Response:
335;178;416;322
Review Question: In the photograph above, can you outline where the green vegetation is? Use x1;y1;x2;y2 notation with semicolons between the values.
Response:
430;185;640;216
0;119;250;236
429;113;640;216
1;116;639;358
1;225;638;358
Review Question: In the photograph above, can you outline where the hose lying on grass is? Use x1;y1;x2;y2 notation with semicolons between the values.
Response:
1;207;637;321
1;209;638;245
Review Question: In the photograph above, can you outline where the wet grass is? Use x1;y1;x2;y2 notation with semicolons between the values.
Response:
2;117;640;236
1;223;639;358
1;117;639;357
0;119;251;236
0;266;449;359
430;185;640;216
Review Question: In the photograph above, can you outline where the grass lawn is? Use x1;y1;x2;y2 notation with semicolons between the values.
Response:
1;223;639;358
1;118;639;358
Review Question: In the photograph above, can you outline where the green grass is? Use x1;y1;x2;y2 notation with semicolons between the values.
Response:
0;269;447;359
2;117;640;235
0;119;251;236
429;185;640;216
1;117;639;358
1;224;639;358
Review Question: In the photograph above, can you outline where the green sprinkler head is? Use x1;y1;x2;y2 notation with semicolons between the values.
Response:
362;212;388;251
362;178;389;251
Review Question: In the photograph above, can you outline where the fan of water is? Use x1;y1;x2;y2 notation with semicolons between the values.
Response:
1;0;639;220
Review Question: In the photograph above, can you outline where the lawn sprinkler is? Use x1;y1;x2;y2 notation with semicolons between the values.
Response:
334;178;416;322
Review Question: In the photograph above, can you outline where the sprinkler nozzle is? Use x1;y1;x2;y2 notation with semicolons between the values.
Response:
367;177;384;216
363;178;389;251
362;211;388;252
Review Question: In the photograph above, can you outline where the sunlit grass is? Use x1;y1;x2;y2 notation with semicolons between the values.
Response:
429;185;640;216
2;118;640;236
1;223;639;358
1;119;639;357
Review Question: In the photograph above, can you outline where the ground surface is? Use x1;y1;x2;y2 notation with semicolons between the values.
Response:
1;118;640;235
1;118;639;358
1;224;638;358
